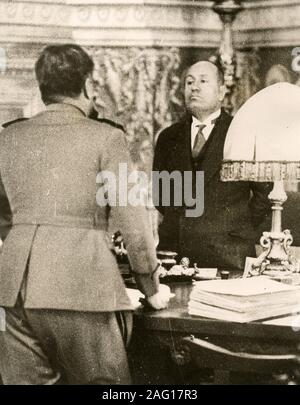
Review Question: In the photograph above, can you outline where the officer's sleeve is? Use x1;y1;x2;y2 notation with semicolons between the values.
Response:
99;129;159;298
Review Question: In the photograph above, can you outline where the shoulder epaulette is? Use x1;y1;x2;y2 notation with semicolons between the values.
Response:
2;117;28;128
94;118;125;132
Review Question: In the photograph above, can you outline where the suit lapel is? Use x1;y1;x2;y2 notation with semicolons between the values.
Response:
169;112;231;186
194;111;230;187
171;117;193;173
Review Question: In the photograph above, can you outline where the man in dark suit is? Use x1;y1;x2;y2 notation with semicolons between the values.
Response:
0;44;171;385
153;61;271;271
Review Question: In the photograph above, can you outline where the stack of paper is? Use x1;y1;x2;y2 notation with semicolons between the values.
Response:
188;276;300;323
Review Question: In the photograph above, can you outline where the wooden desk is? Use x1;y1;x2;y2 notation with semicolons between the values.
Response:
129;282;300;384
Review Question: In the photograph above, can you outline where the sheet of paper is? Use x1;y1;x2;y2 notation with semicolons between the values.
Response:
193;276;300;296
126;288;144;309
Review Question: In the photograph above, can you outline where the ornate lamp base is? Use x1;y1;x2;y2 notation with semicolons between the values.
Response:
251;230;300;277
250;181;300;279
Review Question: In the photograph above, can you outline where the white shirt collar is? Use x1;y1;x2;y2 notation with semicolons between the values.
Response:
192;109;221;127
190;109;221;146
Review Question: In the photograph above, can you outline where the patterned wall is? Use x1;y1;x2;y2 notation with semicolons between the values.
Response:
89;47;183;170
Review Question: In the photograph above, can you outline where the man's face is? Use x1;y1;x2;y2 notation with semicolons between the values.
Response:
184;61;225;119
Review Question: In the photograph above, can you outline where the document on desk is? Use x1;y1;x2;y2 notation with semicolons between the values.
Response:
188;276;300;322
188;302;300;323
192;276;300;296
126;288;144;309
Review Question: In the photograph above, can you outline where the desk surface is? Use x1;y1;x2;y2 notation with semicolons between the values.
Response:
133;282;300;342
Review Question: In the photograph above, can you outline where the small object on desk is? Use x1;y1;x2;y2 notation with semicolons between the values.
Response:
160;258;177;270
180;257;190;269
158;263;196;282
157;250;178;270
157;250;178;258
220;271;230;280
168;265;183;276
169;264;195;277
193;268;218;281
243;256;259;278
157;264;168;278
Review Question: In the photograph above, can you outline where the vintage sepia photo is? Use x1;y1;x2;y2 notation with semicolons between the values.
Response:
0;0;300;388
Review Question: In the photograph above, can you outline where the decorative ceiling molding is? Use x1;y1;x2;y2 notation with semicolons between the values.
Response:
234;1;300;47
1;1;300;48
234;27;300;48
0;0;221;47
0;0;299;112
243;0;300;9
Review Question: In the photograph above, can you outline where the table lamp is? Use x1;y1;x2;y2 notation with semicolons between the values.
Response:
221;82;300;277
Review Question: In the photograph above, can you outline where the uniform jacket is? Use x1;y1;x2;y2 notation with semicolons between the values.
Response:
0;103;158;310
153;109;272;271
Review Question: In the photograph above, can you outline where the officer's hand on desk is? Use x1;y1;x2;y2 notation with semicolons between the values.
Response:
146;284;175;310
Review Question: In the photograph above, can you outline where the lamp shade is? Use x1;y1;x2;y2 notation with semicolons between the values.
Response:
221;82;300;182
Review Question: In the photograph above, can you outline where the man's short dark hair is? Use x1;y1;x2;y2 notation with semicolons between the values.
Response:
35;44;94;104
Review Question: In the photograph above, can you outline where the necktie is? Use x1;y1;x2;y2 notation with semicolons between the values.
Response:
192;124;206;160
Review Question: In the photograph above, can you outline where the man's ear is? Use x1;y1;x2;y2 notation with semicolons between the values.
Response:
84;76;94;100
219;84;227;102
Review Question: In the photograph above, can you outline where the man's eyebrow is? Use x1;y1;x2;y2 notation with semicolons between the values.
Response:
186;74;209;79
